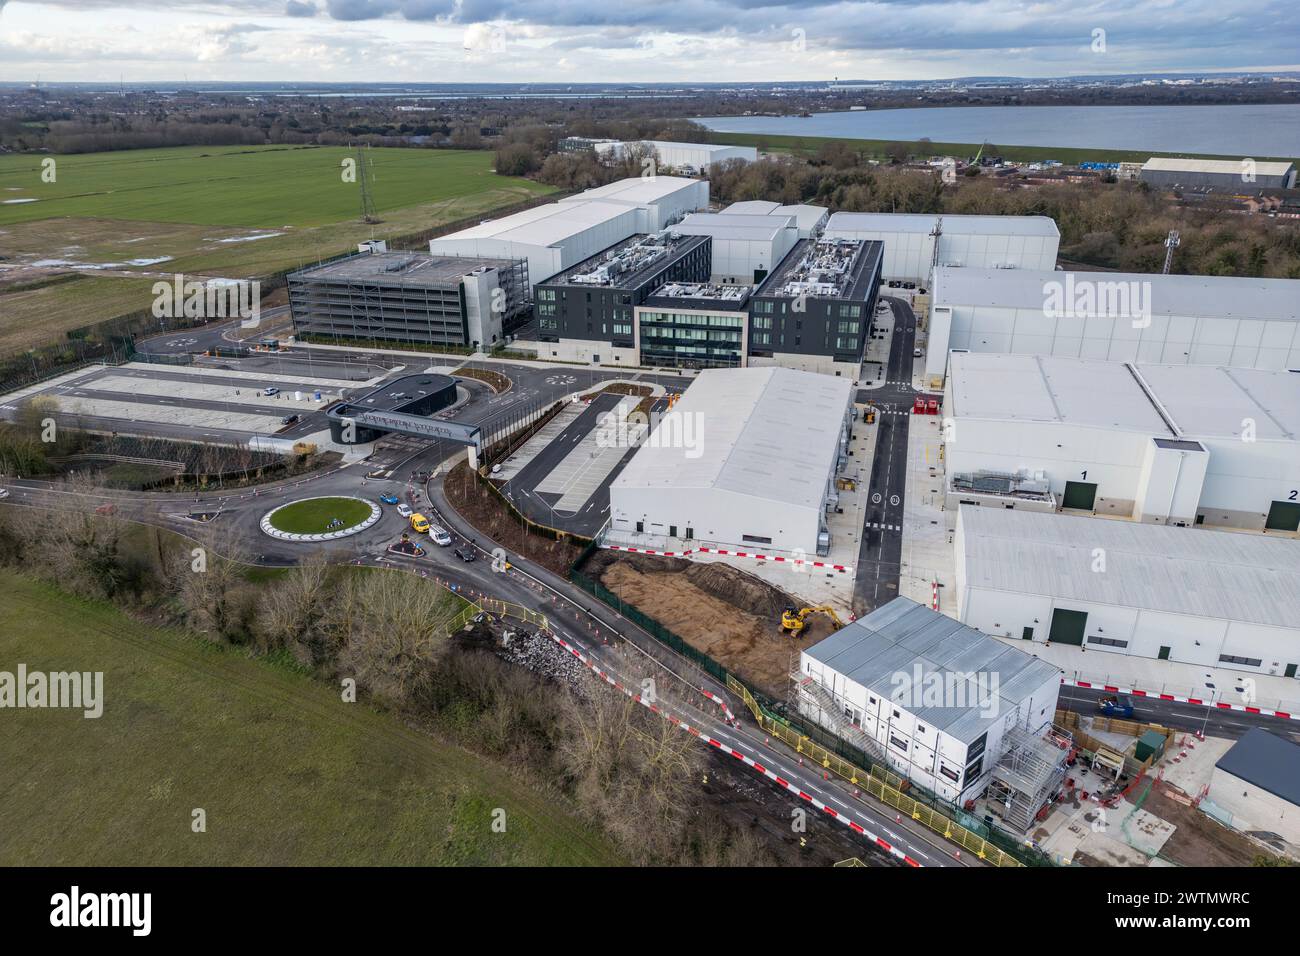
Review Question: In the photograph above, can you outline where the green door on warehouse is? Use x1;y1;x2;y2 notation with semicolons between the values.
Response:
1265;499;1300;532
1062;480;1098;511
1048;608;1088;646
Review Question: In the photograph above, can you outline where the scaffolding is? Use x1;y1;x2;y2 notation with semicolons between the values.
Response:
987;725;1071;832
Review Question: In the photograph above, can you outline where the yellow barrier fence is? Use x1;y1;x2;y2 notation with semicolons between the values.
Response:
726;674;1024;867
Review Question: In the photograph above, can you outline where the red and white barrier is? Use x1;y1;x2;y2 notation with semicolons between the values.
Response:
1061;678;1299;722
546;630;918;866
602;543;852;574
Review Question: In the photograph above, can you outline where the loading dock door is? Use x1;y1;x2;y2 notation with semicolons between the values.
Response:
1265;500;1300;532
1062;481;1098;511
1048;608;1088;646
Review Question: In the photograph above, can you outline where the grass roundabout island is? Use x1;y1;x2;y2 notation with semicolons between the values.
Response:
262;496;381;542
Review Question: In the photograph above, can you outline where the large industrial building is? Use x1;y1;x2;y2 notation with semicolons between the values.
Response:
943;352;1300;533
822;212;1060;286
608;366;854;556
594;140;757;172
747;237;885;376
556;176;709;232
954;505;1300;679
428;177;707;285
1205;730;1300;852
1140;157;1297;193
723;200;829;238
673;211;801;285
288;251;529;349
926;266;1300;387
533;232;711;365
797;597;1063;813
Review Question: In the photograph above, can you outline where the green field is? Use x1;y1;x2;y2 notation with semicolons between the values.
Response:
268;496;373;534
0;145;557;349
711;130;1297;165
0;571;624;865
0;145;552;228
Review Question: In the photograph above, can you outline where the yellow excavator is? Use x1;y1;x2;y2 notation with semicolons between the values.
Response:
780;604;845;637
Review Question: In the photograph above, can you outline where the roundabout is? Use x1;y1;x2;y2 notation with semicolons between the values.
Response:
260;496;381;542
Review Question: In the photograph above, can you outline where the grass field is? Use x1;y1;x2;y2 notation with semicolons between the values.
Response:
268;496;372;534
0;571;624;866
710;130;1297;165
0;145;557;349
0;145;552;228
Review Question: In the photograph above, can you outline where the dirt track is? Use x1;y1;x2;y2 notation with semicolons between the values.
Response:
586;550;837;698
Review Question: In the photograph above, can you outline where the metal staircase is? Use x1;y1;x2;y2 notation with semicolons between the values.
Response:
792;671;891;767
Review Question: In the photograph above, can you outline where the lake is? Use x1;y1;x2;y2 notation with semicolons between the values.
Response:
696;104;1300;158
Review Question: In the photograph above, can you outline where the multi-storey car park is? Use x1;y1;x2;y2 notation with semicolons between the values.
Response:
746;236;885;377
288;251;530;349
532;231;712;365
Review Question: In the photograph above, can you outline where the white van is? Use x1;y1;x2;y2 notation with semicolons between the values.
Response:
428;525;453;547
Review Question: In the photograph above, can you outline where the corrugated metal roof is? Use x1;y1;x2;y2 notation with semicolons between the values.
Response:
934;266;1300;323
557;175;703;205
610;367;851;510
1143;157;1295;177
825;212;1060;238
435;199;635;247
803;598;1060;744
947;352;1300;441
675;212;797;241
1215;729;1300;806
958;505;1300;629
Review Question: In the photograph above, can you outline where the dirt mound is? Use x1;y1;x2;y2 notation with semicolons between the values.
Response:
683;562;790;620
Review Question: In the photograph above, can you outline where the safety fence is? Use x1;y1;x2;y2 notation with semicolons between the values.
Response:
567;540;1048;866
725;674;1025;867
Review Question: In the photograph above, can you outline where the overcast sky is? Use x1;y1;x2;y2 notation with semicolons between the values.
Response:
1;0;1297;84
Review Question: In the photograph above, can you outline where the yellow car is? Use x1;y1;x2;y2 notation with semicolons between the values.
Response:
409;513;430;534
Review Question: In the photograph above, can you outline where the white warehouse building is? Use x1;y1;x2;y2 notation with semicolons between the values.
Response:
673;212;800;285
556;176;709;232
926;266;1300;387
723;200;829;238
429;177;707;284
1205;730;1300;853
954;505;1300;679
595;140;757;171
822;212;1060;286
943;352;1300;533
797;597;1062;807
608;366;853;556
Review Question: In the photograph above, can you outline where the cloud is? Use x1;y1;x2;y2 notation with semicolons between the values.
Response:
284;0;318;15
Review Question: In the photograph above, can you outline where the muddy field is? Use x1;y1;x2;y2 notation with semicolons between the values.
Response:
584;549;837;698
1141;780;1285;867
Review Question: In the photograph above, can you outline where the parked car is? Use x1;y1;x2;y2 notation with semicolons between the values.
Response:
379;494;400;505
453;547;476;563
280;414;299;426
396;504;413;519
263;386;280;396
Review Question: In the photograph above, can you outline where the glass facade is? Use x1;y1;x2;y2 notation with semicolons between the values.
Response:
638;309;746;369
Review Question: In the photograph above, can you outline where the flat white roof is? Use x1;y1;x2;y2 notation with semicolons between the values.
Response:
1142;157;1295;177
947;352;1300;441
611;366;851;510
825;212;1060;239
645;140;750;155
724;201;828;232
959;505;1300;629
934;267;1300;323
675;211;797;242
434;199;633;248
556;175;703;206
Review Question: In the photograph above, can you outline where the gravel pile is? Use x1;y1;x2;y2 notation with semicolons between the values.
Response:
499;629;591;696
